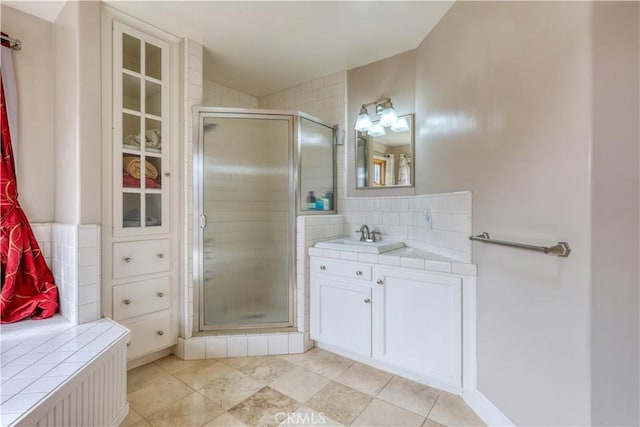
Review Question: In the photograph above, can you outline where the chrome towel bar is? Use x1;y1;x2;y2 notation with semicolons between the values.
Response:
469;232;571;257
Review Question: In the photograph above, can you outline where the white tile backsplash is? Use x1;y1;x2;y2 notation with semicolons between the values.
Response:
342;192;472;262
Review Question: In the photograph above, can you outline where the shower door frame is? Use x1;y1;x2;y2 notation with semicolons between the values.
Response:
194;108;298;332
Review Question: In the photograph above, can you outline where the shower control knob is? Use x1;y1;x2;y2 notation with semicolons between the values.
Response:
376;279;384;285
123;257;131;263
157;253;165;259
157;330;164;336
356;271;363;276
364;298;371;304
320;265;326;270
123;299;131;305
157;292;165;297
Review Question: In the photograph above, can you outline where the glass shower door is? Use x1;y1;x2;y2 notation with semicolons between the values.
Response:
199;114;293;330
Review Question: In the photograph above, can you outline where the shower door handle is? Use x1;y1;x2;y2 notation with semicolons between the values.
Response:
200;214;208;229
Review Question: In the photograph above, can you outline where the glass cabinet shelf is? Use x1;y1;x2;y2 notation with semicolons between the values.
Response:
114;22;169;233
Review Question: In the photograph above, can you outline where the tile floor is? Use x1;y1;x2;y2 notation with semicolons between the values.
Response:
123;348;485;427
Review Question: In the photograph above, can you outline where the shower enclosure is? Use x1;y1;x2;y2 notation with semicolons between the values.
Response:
194;108;335;332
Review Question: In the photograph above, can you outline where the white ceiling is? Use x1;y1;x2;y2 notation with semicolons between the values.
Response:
7;1;454;98
4;0;67;22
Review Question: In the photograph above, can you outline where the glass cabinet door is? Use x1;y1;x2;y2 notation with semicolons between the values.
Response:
114;24;169;233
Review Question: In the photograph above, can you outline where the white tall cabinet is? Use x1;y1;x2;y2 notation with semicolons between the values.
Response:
102;10;180;362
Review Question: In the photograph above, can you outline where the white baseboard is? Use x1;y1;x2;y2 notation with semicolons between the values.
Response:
463;389;515;427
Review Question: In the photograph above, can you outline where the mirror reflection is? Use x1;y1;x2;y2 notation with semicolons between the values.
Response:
356;114;414;188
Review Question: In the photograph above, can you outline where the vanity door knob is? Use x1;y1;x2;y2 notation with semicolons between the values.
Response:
157;330;164;336
376;279;384;285
126;341;131;347
320;265;326;270
123;257;131;263
355;271;363;276
123;299;132;305
157;292;165;297
364;298;371;304
157;253;165;259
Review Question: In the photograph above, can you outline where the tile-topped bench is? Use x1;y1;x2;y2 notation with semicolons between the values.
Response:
0;315;130;427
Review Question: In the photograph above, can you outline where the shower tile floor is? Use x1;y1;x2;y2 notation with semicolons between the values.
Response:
123;348;485;427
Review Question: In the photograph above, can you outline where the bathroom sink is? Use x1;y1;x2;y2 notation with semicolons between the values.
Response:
315;238;404;254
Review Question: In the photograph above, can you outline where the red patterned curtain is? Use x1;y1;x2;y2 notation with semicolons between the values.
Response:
1;37;59;323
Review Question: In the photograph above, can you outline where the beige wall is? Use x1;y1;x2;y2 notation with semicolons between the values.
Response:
589;2;639;424
77;1;102;225
346;50;416;197
54;1;102;224
410;1;638;425
1;6;55;222
54;2;80;224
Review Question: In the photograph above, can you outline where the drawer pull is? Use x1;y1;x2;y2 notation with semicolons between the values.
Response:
123;299;132;305
355;271;363;276
364;298;371;304
376;279;384;285
157;292;165;297
157;253;165;259
157;330;164;336
123;257;131;263
320;265;326;270
126;341;131;347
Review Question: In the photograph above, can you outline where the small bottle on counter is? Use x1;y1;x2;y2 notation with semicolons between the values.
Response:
322;194;330;210
306;191;316;209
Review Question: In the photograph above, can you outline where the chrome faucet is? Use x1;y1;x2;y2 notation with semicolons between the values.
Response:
356;225;371;242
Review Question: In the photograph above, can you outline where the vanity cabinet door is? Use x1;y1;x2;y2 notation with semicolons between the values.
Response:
310;274;372;358
373;266;462;388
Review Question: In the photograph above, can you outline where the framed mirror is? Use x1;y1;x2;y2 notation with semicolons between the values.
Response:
356;114;414;188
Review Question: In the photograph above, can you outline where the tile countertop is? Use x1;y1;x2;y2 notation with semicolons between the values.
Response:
309;244;477;276
0;315;129;426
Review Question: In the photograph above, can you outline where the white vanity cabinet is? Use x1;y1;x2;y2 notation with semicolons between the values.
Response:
310;258;373;358
373;266;462;388
309;255;468;391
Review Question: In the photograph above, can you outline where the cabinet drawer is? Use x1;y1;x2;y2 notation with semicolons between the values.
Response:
113;239;170;279
311;258;372;281
113;277;170;321
126;311;173;360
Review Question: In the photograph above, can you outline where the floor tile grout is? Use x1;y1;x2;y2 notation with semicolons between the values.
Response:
125;350;483;427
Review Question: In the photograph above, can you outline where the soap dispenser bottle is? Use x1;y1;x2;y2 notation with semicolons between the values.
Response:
306;191;316;209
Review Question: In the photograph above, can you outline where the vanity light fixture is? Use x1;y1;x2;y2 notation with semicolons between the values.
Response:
354;97;401;132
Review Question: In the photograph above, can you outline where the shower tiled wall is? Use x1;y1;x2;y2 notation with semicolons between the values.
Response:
203;79;258;108
181;39;204;338
259;71;347;203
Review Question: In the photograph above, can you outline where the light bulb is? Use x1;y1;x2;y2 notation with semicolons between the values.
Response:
390;117;409;132
368;123;386;137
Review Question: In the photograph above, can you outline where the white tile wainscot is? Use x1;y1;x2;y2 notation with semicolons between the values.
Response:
308;244;477;396
0;315;130;427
